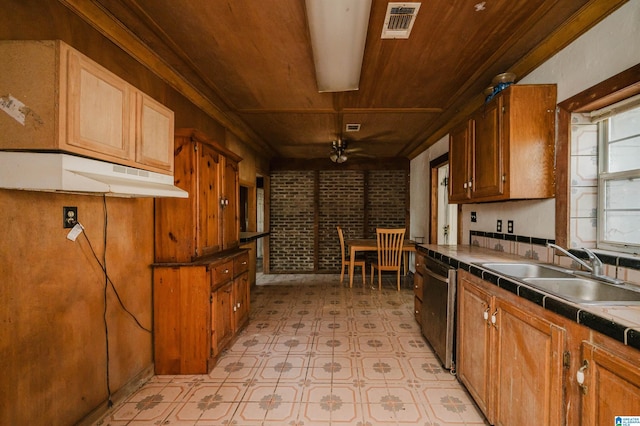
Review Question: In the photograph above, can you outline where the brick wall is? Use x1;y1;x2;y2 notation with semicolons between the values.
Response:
270;170;315;272
366;170;408;237
318;170;365;271
269;168;407;273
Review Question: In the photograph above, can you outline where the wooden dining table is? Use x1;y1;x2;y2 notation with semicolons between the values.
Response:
345;238;416;288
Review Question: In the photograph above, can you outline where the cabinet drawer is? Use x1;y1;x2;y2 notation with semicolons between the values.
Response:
234;253;249;276
212;260;234;284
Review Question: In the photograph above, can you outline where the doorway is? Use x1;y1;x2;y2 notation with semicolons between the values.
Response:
430;154;457;245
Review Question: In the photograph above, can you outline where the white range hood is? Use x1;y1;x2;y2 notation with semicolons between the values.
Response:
0;152;188;198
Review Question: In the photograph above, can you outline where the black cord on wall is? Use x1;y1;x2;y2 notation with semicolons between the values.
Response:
76;195;151;408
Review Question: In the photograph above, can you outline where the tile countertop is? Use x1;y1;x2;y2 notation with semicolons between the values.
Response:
417;244;640;350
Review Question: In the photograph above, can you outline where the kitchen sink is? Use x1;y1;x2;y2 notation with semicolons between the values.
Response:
478;263;575;279
522;277;640;305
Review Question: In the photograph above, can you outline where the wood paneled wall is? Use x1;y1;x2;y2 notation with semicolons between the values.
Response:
0;2;262;424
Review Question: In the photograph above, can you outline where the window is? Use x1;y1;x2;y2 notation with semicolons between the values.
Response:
596;102;640;253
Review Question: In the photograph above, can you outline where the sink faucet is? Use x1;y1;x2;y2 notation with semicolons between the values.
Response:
547;243;624;285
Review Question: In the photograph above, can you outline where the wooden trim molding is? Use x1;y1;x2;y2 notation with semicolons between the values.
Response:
429;153;449;244
555;64;640;246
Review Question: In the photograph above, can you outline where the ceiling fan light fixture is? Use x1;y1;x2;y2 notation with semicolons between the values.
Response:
305;0;372;92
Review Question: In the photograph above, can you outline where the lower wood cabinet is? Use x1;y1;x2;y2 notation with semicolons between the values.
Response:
153;250;249;374
457;270;566;425
456;268;640;425
579;339;640;425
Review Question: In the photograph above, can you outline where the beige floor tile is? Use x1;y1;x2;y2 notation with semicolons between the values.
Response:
94;274;488;426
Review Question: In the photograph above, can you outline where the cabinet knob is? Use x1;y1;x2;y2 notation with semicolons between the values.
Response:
577;359;589;394
483;307;490;322
463;183;468;189
242;261;247;265
224;269;229;274
490;310;498;328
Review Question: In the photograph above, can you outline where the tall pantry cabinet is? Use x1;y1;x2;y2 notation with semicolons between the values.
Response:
153;128;249;374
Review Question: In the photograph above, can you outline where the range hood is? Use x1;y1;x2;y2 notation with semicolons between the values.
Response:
0;152;188;198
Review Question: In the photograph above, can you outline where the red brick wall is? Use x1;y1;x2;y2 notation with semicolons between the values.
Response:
269;169;408;273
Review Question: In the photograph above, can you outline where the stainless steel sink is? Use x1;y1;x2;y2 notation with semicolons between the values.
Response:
479;263;575;279
522;277;640;305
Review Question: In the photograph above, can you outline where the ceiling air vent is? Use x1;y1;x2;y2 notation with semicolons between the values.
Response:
381;2;421;39
345;123;361;132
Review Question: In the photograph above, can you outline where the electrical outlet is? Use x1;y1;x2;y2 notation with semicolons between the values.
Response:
507;220;514;234
497;220;502;232
471;211;477;223
63;206;78;228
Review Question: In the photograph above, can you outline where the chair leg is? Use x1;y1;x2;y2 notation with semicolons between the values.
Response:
370;265;374;286
361;265;365;287
340;263;345;284
378;268;382;292
397;270;401;292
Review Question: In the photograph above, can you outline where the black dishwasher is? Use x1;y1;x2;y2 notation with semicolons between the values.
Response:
421;256;457;370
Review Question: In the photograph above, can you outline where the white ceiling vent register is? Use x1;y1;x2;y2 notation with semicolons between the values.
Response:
345;123;361;132
381;3;421;39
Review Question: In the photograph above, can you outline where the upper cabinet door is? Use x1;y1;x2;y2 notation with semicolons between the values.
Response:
222;158;240;250
136;92;174;172
449;120;473;202
66;48;134;161
473;97;504;199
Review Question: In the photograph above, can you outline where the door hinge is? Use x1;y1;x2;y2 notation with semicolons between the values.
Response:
563;351;571;369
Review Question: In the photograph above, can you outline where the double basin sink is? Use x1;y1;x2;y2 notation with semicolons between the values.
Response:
477;262;640;305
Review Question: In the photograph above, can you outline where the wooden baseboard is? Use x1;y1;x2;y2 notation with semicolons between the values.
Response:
76;364;155;426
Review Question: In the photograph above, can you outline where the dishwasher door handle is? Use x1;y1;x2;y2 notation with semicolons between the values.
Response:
423;268;450;284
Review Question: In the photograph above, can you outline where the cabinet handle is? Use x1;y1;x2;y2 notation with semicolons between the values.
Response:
490;310;498;328
576;360;589;395
224;269;229;274
463;182;468;189
233;306;237;312
468;180;473;188
483;307;490;322
415;310;419;314
242;261;247;265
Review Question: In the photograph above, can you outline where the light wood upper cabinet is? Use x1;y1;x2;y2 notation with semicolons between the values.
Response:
0;40;173;174
449;84;557;203
136;92;174;171
66;46;134;161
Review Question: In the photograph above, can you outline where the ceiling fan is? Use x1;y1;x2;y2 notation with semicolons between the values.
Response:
329;139;367;163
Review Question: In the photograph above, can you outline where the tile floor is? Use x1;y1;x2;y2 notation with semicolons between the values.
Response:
95;274;488;425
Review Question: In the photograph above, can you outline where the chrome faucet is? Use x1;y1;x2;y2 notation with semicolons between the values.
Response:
547;243;624;285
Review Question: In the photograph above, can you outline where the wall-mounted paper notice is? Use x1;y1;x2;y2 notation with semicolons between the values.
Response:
0;94;27;125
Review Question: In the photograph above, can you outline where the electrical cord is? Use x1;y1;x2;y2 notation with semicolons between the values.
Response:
71;196;152;408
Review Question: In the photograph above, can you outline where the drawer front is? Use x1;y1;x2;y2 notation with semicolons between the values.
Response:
234;253;249;276
213;260;234;284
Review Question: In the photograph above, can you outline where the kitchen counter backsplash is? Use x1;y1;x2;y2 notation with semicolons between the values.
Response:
469;230;640;287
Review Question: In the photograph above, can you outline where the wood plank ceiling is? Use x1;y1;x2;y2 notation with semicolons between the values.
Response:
63;0;626;161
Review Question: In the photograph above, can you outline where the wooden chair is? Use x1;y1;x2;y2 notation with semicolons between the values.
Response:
337;226;366;286
370;228;406;291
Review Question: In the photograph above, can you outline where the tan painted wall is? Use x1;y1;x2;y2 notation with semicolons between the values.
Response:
0;2;262;424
